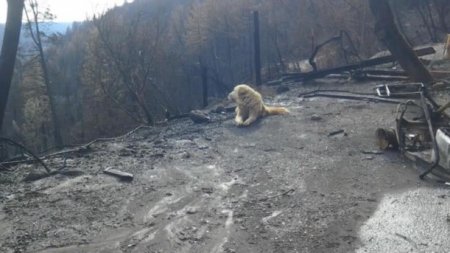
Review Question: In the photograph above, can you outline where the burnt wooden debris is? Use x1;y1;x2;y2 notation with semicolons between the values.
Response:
281;47;435;82
189;110;211;123
308;30;361;72
103;167;134;181
360;69;450;80
0;137;50;173
364;69;408;77
369;0;434;84
201;66;208;108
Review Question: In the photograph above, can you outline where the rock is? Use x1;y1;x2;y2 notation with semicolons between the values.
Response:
177;231;188;241
362;156;375;161
118;148;135;157
310;114;322;121
212;105;225;113
225;248;236;253
193;138;209;149
189;110;211;123
186;207;198;214
224;105;237;112
150;152;165;158
23;171;50;182
201;187;214;194
361;150;384;155
211;105;236;113
276;85;290;94
58;170;85;177
181;152;191;159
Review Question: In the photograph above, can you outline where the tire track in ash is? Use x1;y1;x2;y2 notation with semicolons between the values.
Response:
125;161;242;253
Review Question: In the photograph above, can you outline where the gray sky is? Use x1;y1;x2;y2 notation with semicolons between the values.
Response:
1;0;130;23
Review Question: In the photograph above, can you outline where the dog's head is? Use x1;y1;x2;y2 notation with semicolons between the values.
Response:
227;86;239;102
228;84;252;103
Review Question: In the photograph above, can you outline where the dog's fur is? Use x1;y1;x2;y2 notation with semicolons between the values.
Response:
228;84;289;126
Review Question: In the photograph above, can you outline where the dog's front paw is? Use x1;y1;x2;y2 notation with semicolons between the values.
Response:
235;117;244;126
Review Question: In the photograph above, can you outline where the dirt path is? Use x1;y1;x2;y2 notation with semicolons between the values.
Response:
1;80;449;253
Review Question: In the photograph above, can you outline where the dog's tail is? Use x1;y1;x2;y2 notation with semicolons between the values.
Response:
263;105;289;116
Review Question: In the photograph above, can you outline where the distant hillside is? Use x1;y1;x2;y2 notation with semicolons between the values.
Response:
40;22;73;34
0;22;72;48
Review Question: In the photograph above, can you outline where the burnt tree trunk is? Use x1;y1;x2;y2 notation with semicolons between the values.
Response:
25;2;64;147
369;0;433;85
0;0;25;132
253;11;262;86
201;66;208;108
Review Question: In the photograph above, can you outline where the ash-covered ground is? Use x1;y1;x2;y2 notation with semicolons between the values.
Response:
1;79;449;253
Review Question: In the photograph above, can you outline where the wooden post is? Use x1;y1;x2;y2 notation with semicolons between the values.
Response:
310;28;316;55
369;0;433;85
201;66;208;107
253;11;262;86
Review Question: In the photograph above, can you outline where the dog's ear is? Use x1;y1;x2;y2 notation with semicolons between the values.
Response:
237;87;247;97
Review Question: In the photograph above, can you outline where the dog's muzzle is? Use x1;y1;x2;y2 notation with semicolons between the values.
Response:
228;93;234;101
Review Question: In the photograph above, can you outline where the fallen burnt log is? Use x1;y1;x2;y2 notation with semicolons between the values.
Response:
352;72;409;82
282;47;436;82
363;69;408;76
364;69;450;79
0;137;50;173
103;167;134;181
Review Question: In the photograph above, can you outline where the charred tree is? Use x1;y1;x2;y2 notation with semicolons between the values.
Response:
253;11;262;86
25;0;63;147
369;0;433;85
201;66;208;108
0;0;25;132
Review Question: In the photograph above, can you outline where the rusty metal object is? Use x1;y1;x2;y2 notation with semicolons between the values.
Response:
389;88;450;180
418;91;440;179
375;83;423;98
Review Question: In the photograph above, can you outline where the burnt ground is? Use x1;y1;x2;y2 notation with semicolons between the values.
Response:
1;79;450;253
